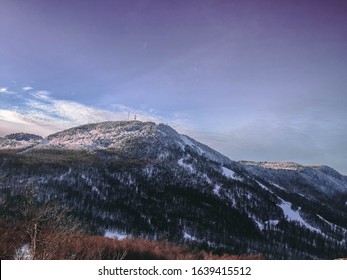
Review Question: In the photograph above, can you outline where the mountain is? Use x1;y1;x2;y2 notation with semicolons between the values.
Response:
0;133;43;150
0;121;346;259
240;161;347;198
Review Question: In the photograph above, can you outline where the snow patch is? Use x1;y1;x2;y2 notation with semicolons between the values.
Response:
104;230;128;240
222;167;242;181
158;151;169;160
58;168;72;181
203;173;212;184
175;140;185;150
279;200;320;232
255;220;264;230
180;135;204;155
92;186;100;194
178;158;194;172
14;243;32;260
271;183;285;190
183;232;197;241
143;165;154;177
255;219;279;231
222;167;235;178
213;184;221;196
180;135;196;149
224;192;236;207
255;180;321;233
180;135;202;154
256;181;274;194
265;220;280;227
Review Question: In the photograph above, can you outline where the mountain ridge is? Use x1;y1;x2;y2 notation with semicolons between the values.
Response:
1;120;345;175
1;121;346;259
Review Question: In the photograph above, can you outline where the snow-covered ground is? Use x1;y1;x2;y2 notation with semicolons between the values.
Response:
254;180;321;233
213;184;221;196
256;181;274;194
14;244;32;260
222;166;242;181
279;200;320;232
183;231;197;241
178;158;194;173
0;138;40;150
179;134;231;164
104;230;128;240
271;183;286;190
180;135;204;155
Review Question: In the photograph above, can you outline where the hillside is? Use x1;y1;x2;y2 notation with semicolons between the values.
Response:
0;121;346;259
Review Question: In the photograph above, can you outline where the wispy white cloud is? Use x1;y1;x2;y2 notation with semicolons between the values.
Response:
31;90;51;99
0;87;9;93
22;86;33;91
0;89;191;137
0;109;54;137
1;87;346;174
0;109;29;124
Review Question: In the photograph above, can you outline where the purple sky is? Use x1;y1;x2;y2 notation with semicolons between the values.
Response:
1;0;347;174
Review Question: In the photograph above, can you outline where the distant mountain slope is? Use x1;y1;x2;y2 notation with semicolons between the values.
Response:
0;121;346;259
0;133;43;150
240;161;347;199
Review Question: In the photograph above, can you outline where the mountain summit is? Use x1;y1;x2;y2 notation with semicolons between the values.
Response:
0;121;346;259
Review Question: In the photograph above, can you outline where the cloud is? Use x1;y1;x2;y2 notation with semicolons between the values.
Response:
1;88;346;175
0;109;30;124
22;86;33;91
0;89;191;137
0;109;54;137
0;87;9;93
31;90;51;99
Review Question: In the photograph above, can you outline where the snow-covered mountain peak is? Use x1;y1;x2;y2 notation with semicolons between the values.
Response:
14;121;234;165
46;121;157;141
38;121;171;154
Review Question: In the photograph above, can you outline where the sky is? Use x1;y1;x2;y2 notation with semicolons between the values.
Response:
1;0;347;174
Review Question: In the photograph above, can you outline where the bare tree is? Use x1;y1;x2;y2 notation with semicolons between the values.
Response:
1;185;81;259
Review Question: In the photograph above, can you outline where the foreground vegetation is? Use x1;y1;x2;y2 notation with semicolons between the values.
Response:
0;186;261;260
0;219;262;260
